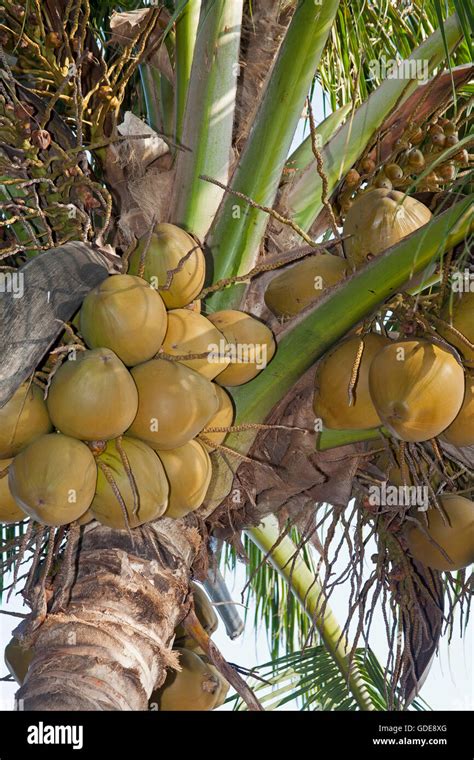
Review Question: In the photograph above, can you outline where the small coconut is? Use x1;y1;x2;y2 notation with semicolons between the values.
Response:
0;383;52;458
156;440;212;519
162;309;230;380
438;291;474;367
368;340;465;442
128;223;205;308
9;434;97;526
79;274;168;366
384;163;403;181
200;386;234;450
264;253;348;317
361;157;376;174
343;188;432;269
128;359;219;449
91;437;169;529
207;310;276;386
47;348;138;441
441;374;474;447
406;494;474;571
313;333;390;430
154;648;227;711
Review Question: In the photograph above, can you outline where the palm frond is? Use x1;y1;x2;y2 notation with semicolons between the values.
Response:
319;0;472;108
223;527;317;659
227;647;430;711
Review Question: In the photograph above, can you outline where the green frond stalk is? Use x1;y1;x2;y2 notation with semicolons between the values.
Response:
174;0;201;142
316;427;389;452
248;515;376;711
285;102;352;177
206;0;341;312
170;0;244;239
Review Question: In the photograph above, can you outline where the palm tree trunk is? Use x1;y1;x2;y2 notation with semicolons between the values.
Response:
16;519;200;711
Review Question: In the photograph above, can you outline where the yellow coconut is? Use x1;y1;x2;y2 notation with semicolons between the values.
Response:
154;648;227;711
0;458;26;523
406;494;474;571
207;310;276;386
4;637;34;685
201;386;234;450
368;340;465;442
156;441;212;519
128;359;219;450
174;583;219;648
128;223;205;308
91;436;169;530
47;348;138;441
0;383;52;458
438;291;474;368
264;253;348;317
162;309;230;380
9;434;97;526
79;274;168;366
441;373;474;447
76;508;94;526
313;333;390;430
343;188;432;269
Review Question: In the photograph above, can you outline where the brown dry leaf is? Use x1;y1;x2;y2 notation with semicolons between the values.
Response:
208;368;365;540
109;9;154;46
115;112;169;173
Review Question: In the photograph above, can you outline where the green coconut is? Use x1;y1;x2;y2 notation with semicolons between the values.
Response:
343;188;432;269
154;648;227;711
264;253;348;317
206;310;276;386
438;291;474;368
156;441;212;519
368;340;465;442
47;348;138;441
91;437;169;529
441;373;474;447
79;274;168;366
128;223;205;308
406;494;474;571
0;383;52;458
128;359;219;450
0;458;26;523
4;637;34;685
9;434;97;526
174;583;218;650
162;309;230;380
201;386;234;451
313;333;390;430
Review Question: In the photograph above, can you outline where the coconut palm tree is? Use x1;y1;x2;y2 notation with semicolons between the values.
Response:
0;0;472;712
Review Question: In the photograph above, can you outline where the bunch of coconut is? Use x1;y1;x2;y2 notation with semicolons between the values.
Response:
312;308;474;572
0;223;276;530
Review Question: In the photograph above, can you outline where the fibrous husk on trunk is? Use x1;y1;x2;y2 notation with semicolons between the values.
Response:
15;519;201;710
